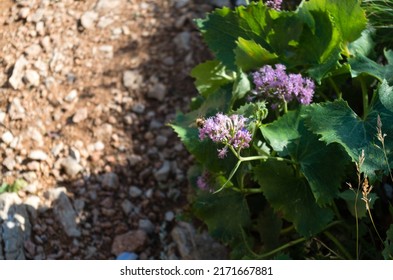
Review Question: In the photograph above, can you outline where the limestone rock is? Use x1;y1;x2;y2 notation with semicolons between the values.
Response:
111;230;147;256
9;56;28;90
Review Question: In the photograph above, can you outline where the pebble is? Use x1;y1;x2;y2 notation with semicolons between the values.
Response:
173;32;191;51
80;11;98;29
98;45;114;59
97;16;113;28
3;156;16;170
96;0;122;11
100;172;119;189
72;108;88;123
0;110;5;124
131;103;145;114
174;0;191;9
28;150;48;161
148;82;167;101
123;70;143;90
1;131;14;145
60;157;84;177
24;44;42;58
51;143;64;157
18;7;30;19
69;147;81;162
116;252;138;260
121;199;133;215
9;56;28;90
8;98;26;120
64;89;78;102
211;0;231;7
111;230;147;256
171;222;228;260
165;211;175;222
138;219;155;234
154;160;171;181
52;189;81;238
129;186;142;198
24;69;40;87
155;135;168;147
94;141;105;151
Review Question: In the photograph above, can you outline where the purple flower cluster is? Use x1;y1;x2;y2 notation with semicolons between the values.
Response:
252;64;315;108
266;0;282;10
198;113;252;158
196;171;211;191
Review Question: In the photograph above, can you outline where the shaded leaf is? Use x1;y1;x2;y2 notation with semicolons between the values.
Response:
261;109;349;205
253;160;334;237
383;224;393;260
304;90;393;180
338;189;377;218
349;50;393;84
193;189;250;243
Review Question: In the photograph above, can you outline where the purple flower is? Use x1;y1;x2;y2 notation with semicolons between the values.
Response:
266;0;282;10
252;64;315;108
198;113;252;158
196;172;213;192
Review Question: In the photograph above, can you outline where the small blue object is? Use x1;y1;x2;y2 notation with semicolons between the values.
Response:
116;252;139;260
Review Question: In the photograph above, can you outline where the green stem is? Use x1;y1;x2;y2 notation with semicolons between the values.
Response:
254;237;307;259
239;155;294;164
354;186;360;260
367;207;384;244
329;77;342;100
214;160;242;194
324;231;353;260
283;101;288;114
280;225;295;235
360;77;369;118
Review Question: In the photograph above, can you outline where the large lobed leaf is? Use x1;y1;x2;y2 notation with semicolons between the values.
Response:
253;160;334;238
261;108;349;205
304;82;393;180
195;0;367;82
349;50;393;84
193;189;251;244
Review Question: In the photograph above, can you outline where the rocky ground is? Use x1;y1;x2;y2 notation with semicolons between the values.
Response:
0;0;240;260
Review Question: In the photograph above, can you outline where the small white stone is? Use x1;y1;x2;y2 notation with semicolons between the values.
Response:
28;150;48;161
1;131;14;145
98;45;113;59
64;89;78;102
80;11;98;29
24;69;40;87
94;141;105;151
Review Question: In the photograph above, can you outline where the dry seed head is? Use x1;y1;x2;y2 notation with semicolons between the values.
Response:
377;115;387;143
361;177;373;211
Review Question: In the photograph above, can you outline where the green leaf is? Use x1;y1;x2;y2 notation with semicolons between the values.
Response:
234;38;278;72
302;0;367;43
349;50;393;84
193;189;250;243
0;183;9;194
261;109;349;205
304;88;393;180
196;2;300;70
348;28;375;57
256;205;282;251
338;189;377;218
253;160;334;237
383;224;393;260
191;60;234;98
232;70;251;102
